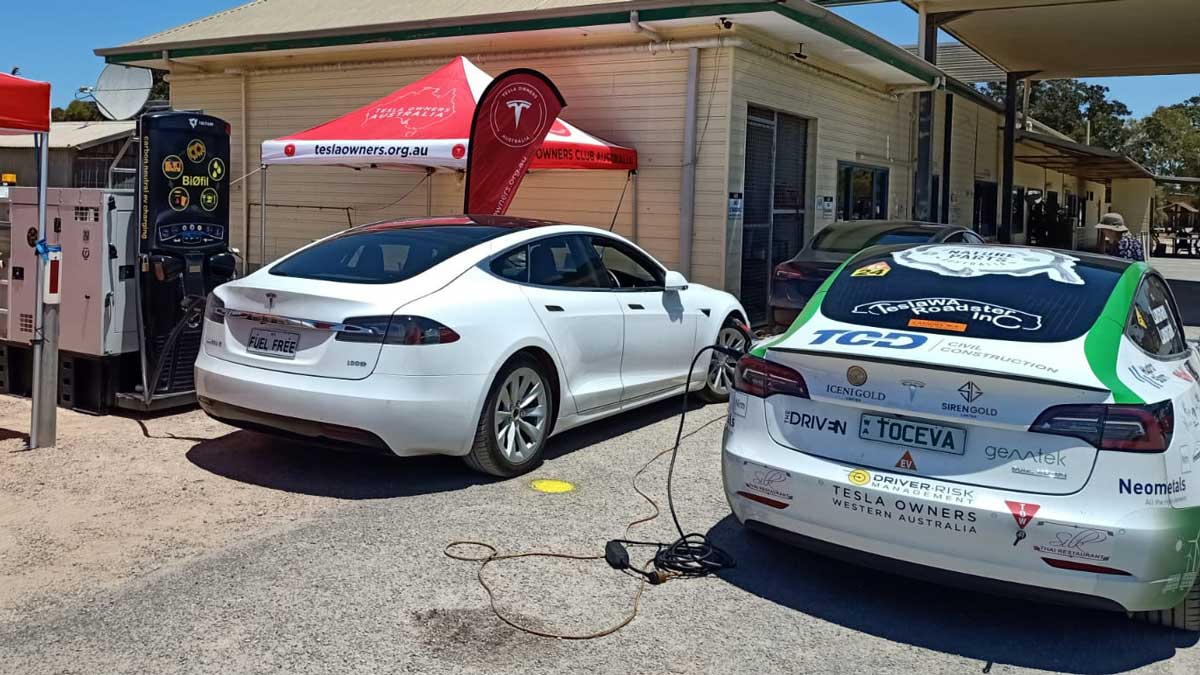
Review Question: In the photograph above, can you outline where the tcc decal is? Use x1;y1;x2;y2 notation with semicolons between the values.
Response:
808;329;928;350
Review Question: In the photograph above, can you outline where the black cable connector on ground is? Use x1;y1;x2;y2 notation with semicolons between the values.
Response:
604;342;743;584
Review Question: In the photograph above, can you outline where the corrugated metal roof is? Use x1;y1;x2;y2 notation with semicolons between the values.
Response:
904;43;1005;83
0;121;135;150
116;0;648;48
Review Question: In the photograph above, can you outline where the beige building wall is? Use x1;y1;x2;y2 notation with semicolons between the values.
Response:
724;47;915;296
933;93;1002;230
171;47;732;288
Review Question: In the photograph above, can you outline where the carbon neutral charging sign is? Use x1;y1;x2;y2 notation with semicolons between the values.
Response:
138;112;230;250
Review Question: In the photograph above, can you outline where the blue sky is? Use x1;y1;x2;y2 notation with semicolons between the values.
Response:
4;1;1197;118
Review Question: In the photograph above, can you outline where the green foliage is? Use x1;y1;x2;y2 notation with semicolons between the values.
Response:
50;99;104;122
979;79;1132;151
1125;98;1200;178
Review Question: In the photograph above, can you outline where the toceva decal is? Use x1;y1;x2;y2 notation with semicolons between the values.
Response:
892;246;1085;285
851;298;1043;332
807;329;927;350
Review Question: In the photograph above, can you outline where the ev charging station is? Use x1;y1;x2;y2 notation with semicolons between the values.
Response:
1;111;236;413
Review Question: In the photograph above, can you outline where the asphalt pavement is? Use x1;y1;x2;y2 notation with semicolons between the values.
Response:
1;396;1197;675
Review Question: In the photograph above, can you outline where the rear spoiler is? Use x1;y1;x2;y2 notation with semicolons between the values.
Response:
767;347;1110;394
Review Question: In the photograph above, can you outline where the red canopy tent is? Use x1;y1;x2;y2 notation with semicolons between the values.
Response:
0;72;54;448
0;72;51;135
254;57;638;268
262;56;637;171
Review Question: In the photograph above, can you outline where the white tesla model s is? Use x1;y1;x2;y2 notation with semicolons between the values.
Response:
724;244;1200;630
196;216;747;476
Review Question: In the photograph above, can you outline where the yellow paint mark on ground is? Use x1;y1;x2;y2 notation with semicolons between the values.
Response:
531;479;575;494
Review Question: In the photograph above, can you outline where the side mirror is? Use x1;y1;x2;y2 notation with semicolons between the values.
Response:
664;270;688;291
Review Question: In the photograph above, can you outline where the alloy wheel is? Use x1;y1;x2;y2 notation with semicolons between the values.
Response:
707;326;746;395
493;366;548;463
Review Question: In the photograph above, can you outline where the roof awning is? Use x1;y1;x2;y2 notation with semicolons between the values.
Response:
900;0;1200;78
1015;130;1153;182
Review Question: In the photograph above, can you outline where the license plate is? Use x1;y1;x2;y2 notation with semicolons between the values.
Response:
859;414;966;455
247;328;300;359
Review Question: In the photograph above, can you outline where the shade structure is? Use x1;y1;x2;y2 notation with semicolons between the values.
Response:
261;56;636;171
0;73;51;134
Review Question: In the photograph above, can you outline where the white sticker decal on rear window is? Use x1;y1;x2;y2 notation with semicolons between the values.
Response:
892;246;1084;285
851;298;1043;331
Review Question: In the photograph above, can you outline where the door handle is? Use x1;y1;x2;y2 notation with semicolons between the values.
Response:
628;304;644;310
545;305;564;312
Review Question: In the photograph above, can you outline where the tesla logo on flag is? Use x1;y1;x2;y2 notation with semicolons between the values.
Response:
895;451;918;471
489;82;548;148
189;118;198;129
507;100;532;126
1005;500;1040;529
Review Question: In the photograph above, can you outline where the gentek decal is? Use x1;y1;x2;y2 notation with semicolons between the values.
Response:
808;329;927;350
782;411;848;435
852;298;1043;331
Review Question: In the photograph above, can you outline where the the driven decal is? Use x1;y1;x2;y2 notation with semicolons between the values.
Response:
852;261;891;277
892;246;1085;285
852;298;1043;331
808;329;927;350
782;411;848;435
1005;500;1040;546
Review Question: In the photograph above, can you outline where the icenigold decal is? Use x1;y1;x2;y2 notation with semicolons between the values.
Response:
852;297;1043;331
892;246;1085;285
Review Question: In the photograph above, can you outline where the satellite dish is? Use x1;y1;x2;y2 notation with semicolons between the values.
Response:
92;64;152;121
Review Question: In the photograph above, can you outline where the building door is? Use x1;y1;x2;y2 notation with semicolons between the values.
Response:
838;163;889;221
740;106;808;325
974;180;998;238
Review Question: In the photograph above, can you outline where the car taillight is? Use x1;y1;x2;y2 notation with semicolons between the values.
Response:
337;315;460;345
774;261;807;281
1029;401;1173;453
734;354;809;399
204;292;225;324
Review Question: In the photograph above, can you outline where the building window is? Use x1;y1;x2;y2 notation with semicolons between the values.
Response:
837;162;888;221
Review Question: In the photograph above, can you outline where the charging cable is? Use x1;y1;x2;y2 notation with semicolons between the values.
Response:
445;331;748;639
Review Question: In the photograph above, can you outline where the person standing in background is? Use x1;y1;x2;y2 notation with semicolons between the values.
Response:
1096;213;1145;261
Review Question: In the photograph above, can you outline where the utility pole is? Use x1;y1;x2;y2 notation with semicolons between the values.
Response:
29;132;58;448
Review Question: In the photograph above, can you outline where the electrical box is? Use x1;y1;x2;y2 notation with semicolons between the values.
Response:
7;187;138;357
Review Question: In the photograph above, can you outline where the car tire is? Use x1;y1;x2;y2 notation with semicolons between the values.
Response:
464;354;553;478
1133;580;1200;632
696;319;747;404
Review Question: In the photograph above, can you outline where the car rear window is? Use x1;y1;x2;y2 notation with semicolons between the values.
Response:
270;225;511;284
811;227;933;253
822;246;1126;343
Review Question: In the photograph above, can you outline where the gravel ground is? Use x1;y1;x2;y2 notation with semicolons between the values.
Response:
0;395;1198;674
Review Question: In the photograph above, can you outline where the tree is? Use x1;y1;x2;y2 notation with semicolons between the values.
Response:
1124;98;1200;177
978;79;1133;151
50;99;104;122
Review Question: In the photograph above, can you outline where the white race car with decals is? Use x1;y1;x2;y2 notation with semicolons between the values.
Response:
197;216;747;477
724;244;1200;631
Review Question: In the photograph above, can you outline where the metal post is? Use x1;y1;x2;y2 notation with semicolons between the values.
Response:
940;93;954;224
259;164;268;270
678;47;699;277
29;133;55;448
631;169;640;243
426;167;433;217
914;16;938;223
1000;71;1019;245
